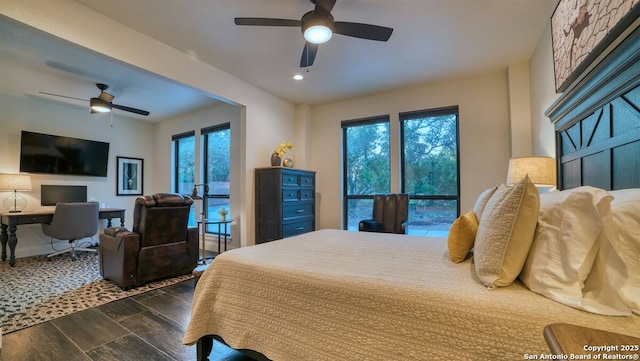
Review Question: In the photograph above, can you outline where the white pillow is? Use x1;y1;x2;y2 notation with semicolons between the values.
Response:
474;176;539;288
599;189;640;314
473;186;498;223
519;186;630;315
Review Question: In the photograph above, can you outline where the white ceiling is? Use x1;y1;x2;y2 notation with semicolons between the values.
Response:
0;0;559;122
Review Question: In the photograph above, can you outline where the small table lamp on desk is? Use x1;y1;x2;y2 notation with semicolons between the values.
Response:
0;174;32;213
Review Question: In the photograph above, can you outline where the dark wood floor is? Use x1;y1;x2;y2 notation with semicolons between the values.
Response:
0;279;254;361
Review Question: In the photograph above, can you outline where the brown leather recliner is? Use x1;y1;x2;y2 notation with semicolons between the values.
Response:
358;193;409;234
99;193;199;289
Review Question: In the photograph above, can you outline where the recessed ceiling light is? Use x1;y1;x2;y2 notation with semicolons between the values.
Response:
293;74;304;80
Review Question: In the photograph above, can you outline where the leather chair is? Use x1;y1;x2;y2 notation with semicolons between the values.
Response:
99;193;198;289
42;202;99;260
358;193;409;234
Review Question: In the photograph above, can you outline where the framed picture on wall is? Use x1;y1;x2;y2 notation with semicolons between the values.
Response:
116;156;143;196
551;0;640;92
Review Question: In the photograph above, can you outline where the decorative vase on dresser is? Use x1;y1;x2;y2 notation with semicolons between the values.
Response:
255;167;316;244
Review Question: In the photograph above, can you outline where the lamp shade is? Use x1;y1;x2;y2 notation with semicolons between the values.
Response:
0;174;32;191
506;157;556;187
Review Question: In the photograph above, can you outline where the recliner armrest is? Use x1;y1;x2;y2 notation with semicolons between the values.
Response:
100;230;140;251
103;227;129;238
359;219;385;233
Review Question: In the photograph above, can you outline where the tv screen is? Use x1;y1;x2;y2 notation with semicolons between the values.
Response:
41;185;88;206
19;131;109;177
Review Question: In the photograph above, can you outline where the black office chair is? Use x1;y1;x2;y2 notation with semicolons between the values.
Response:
42;202;99;260
358;193;409;234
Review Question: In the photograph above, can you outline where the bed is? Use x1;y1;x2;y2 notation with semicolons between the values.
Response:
184;23;640;361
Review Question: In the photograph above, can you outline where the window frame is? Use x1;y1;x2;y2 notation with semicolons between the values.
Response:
399;105;461;221
341;115;391;230
202;123;231;235
172;130;195;195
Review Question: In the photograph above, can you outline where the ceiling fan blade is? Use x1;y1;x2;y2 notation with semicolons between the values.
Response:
38;91;86;102
111;103;150;116
334;22;393;41
314;0;337;14
300;42;319;68
234;18;301;27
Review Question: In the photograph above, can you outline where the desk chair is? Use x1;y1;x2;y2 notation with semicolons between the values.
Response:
42;202;99;260
358;193;409;234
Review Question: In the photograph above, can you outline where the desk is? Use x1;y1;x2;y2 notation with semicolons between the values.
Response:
196;218;232;264
0;208;125;267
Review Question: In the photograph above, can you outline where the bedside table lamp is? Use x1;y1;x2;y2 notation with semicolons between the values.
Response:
507;156;556;190
0;174;32;213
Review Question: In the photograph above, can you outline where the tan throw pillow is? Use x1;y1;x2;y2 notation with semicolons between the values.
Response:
473;186;498;223
474;175;539;288
447;210;478;263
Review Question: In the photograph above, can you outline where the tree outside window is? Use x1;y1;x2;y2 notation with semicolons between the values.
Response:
342;116;390;230
401;107;460;233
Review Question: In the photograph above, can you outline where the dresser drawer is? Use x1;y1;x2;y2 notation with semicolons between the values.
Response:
282;219;314;238
282;188;300;202
300;175;314;188
281;172;315;188
282;203;314;220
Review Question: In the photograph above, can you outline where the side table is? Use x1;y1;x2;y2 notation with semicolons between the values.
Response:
544;323;640;357
196;218;233;264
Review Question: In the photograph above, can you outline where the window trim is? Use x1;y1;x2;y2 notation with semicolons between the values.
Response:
399;105;461;217
202;123;231;235
172;131;195;194
341;115;390;229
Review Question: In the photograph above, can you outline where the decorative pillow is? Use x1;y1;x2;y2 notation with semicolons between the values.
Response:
519;186;629;315
473;186;498;223
447;210;478;263
597;189;640;314
473;175;539;288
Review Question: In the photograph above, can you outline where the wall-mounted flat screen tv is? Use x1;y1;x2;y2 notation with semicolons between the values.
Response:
19;131;109;177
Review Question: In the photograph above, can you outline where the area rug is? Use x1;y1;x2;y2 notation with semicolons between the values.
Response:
0;252;192;335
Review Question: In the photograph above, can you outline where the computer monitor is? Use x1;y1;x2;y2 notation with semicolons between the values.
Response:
40;185;88;206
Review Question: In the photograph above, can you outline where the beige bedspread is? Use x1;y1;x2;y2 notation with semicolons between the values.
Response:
184;229;640;360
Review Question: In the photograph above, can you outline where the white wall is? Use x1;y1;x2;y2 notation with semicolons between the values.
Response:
309;72;512;229
530;23;560;156
0;93;154;257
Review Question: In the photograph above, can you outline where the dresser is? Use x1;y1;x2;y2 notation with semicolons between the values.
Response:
255;167;316;243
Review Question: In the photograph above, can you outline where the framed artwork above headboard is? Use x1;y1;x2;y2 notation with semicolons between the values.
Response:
551;0;640;92
546;20;640;190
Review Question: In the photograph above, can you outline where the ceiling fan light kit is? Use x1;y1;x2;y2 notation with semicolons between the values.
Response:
89;97;111;113
302;12;334;44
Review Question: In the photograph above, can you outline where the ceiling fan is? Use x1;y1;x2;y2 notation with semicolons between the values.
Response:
234;0;393;67
40;83;150;116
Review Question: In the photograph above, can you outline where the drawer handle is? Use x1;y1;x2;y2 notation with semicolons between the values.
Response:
295;226;305;230
294;209;304;213
287;177;295;182
288;193;295;197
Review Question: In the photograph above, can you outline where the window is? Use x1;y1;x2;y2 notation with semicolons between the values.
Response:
400;106;460;234
342;116;390;230
172;131;196;225
202;124;231;235
172;131;196;195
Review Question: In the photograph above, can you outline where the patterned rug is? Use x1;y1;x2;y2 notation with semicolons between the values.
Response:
0;252;192;335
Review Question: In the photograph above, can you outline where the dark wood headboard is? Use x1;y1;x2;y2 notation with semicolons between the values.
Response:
546;23;640;190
